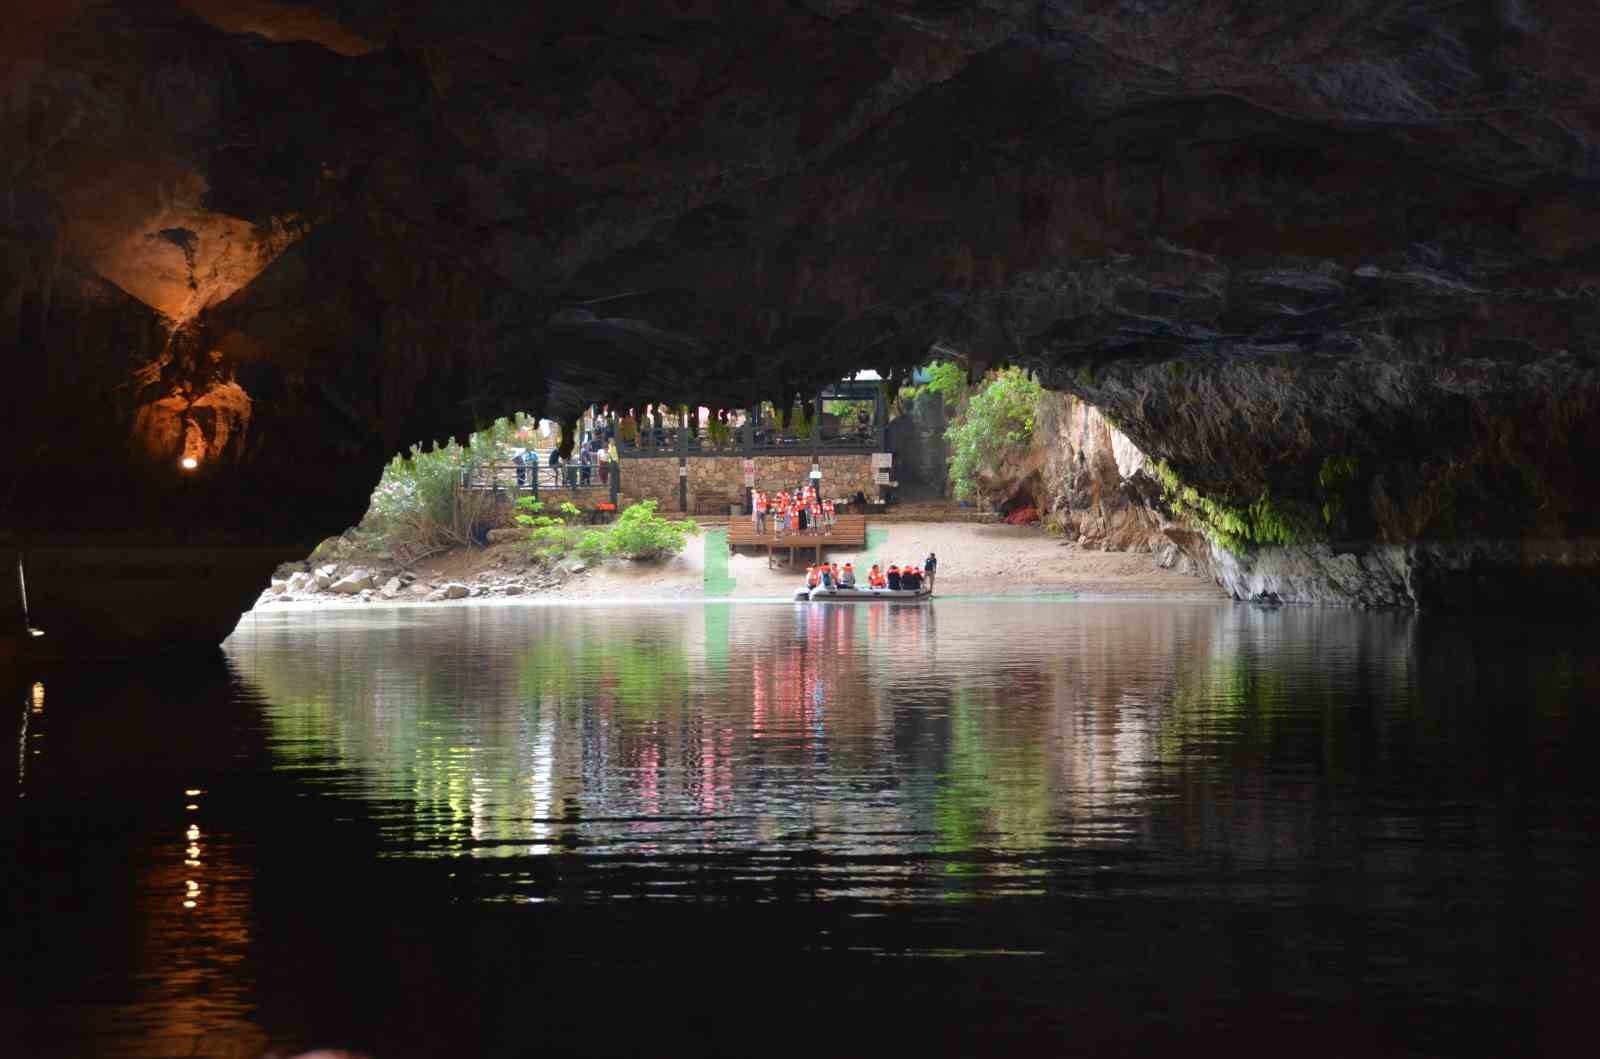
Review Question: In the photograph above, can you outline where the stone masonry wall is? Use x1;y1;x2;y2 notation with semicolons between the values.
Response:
618;453;877;512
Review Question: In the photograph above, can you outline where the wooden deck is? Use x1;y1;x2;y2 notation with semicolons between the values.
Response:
727;514;867;566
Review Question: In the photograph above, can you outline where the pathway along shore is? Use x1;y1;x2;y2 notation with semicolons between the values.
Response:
250;521;1224;611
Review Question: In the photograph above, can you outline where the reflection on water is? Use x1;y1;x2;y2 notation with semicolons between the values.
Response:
8;600;1600;1057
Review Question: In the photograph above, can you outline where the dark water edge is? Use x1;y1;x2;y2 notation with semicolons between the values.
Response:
5;600;1600;1058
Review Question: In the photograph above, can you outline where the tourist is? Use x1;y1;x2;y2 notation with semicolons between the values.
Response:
868;564;884;589
806;565;819;589
596;444;610;484
839;563;856;588
903;566;921;592
513;449;527;488
924;552;937;591
579;443;594;485
818;564;834;590
886;564;901;591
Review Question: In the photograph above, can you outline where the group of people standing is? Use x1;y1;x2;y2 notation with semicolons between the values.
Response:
753;485;836;536
804;552;937;594
513;438;615;488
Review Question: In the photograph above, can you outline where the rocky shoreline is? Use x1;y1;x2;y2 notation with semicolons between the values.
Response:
254;552;591;609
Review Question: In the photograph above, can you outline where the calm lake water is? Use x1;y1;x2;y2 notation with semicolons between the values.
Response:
6;600;1599;1057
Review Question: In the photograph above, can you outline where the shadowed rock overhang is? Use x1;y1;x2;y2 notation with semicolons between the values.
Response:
5;0;1600;652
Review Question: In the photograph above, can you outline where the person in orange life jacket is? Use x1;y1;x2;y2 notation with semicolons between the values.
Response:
839;562;856;588
901;566;919;591
886;564;901;590
805;565;819;589
818;564;835;589
868;565;885;588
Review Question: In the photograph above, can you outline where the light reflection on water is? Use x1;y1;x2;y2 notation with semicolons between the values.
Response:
9;599;1600;1057
223;600;1432;902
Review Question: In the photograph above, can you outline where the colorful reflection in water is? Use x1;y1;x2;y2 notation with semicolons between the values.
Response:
9;601;1600;1058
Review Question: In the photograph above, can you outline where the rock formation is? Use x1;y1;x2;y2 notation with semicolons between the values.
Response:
6;1;1600;652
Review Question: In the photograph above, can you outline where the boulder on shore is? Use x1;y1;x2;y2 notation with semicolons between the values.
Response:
330;571;374;595
269;579;288;594
443;583;470;599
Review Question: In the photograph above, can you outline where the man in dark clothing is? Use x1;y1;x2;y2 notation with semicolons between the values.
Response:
514;450;527;487
924;552;937;591
886;565;901;591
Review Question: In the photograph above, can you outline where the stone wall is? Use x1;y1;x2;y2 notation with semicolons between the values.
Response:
618;453;877;512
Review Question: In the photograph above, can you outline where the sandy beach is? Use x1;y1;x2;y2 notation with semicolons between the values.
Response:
533;521;1222;601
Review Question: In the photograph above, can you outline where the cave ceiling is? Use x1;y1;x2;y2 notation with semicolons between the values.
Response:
6;0;1600;539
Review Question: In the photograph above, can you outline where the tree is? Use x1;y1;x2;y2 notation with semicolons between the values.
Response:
944;368;1043;502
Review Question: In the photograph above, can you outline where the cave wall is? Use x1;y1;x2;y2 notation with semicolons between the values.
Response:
8;1;1600;651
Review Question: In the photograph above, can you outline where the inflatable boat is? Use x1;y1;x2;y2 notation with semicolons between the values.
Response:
792;585;932;603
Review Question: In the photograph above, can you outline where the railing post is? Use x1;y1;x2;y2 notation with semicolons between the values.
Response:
678;408;689;513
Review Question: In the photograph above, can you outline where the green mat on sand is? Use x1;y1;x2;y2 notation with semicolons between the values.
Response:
702;528;736;596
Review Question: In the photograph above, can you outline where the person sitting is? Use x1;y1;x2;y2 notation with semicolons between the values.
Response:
818;565;835;590
830;563;841;587
868;564;885;589
805;565;819;590
839;563;856;588
886;564;901;591
907;566;924;591
900;566;917;592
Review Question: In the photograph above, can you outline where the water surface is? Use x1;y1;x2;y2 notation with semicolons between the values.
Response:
7;600;1598;1056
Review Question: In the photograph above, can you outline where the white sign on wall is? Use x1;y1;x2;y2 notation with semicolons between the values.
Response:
871;452;893;469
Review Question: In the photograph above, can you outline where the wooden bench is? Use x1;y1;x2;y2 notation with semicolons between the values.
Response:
727;514;867;567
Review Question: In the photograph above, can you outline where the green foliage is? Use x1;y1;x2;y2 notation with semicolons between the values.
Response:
944;368;1044;502
576;530;609;560
1073;364;1097;388
706;417;734;449
1317;454;1360;528
514;497;585;561
786;404;812;438
923;360;967;409
602;499;699;560
512;498;695;565
1150;459;1305;554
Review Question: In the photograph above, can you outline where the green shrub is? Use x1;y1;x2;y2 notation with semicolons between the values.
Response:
924;360;967;409
515;497;584;561
603;500;699;560
945;367;1044;502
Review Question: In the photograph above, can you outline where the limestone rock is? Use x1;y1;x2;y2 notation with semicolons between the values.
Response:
382;577;403;596
330;571;373;594
269;579;288;594
443;583;470;599
503;584;523;596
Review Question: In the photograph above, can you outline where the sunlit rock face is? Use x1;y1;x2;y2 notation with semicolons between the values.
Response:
6;1;1600;651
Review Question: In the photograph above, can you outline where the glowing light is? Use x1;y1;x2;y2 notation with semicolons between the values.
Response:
185;803;199;811
186;880;200;892
180;457;198;470
182;900;197;909
31;683;44;712
184;788;202;796
28;628;44;637
186;825;201;841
